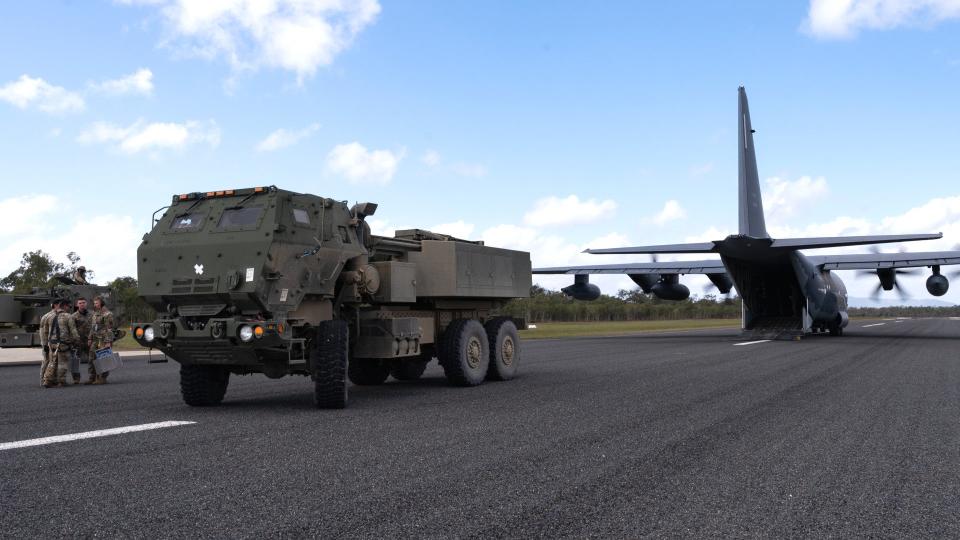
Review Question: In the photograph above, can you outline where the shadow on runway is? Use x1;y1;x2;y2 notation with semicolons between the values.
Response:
207;374;458;412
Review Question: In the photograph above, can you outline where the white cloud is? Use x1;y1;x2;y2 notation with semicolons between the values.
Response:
450;162;487;178
78;119;221;154
523;195;617;227
690;162;714;176
804;0;960;39
255;122;320;152
90;68;154;96
650;200;686;226
419;150;486;177
0;75;85;113
0;194;144;283
326;142;403;185
421;149;441;167
431;220;475;239
763;175;829;220
118;0;381;82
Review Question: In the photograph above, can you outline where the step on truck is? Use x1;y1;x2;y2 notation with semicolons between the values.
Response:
132;186;531;408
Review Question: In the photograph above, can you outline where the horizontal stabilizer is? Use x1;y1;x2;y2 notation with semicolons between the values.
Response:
770;233;941;251
583;241;717;255
533;259;726;275
810;250;960;271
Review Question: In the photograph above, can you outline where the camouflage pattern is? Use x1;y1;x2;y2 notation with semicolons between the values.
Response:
43;311;80;386
38;308;55;385
90;308;115;349
89;307;115;382
72;308;93;382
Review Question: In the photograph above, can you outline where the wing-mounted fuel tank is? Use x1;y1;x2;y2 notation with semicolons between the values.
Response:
562;274;601;301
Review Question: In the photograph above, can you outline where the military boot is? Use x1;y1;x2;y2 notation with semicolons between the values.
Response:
84;378;97;385
92;376;106;385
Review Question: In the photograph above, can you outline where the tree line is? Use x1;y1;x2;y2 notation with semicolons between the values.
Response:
502;285;742;322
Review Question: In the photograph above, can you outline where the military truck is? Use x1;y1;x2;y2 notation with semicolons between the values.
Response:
0;279;122;348
132;186;531;409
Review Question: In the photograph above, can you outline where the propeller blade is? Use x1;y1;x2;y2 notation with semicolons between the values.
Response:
870;282;882;300
893;277;911;301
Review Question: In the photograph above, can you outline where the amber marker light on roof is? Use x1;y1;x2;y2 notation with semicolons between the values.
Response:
254;186;264;193
179;194;189;200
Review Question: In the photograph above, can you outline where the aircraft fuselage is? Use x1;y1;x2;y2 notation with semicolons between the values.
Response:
715;236;849;334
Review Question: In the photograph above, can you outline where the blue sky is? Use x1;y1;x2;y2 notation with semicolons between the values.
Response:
2;0;960;302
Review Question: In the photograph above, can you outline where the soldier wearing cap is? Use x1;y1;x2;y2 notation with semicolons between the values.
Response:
43;299;81;387
88;296;115;384
37;300;57;387
71;297;92;385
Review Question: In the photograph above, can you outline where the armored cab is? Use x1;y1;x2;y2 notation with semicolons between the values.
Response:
0;281;121;348
132;186;531;409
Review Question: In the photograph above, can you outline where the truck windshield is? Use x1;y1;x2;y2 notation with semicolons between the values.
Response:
169;212;206;232
218;206;264;229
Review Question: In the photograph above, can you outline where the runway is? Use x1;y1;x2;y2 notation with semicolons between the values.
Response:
2;318;959;538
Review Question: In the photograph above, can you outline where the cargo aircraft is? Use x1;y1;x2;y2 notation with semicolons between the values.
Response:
534;87;960;337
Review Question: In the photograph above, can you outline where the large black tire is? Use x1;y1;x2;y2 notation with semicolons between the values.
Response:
349;360;391;385
391;356;430;381
440;319;489;386
311;319;349;409
828;324;844;337
180;364;230;406
485;317;520;381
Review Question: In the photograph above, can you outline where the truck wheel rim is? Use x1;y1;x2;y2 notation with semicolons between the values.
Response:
501;336;515;366
466;336;482;369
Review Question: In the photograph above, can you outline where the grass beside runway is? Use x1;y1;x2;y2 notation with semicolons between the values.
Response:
520;319;740;339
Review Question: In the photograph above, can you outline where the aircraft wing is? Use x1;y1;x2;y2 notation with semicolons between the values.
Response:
533;259;727;275
809;251;960;271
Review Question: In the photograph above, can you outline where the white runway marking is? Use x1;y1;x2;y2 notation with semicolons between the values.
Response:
862;323;886;328
0;421;197;451
734;340;771;346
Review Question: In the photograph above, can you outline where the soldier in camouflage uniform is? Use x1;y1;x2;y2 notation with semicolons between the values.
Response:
71;297;93;385
38;302;57;387
88;296;115;384
43;299;81;387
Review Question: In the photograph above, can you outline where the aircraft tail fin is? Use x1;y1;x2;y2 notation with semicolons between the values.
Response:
738;86;769;239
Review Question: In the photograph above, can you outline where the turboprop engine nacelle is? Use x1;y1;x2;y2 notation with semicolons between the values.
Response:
562;274;601;301
651;274;690;301
628;273;659;293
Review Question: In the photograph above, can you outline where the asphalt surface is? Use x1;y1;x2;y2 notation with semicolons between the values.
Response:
2;318;959;538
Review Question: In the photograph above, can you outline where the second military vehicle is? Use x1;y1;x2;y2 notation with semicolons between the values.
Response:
0;278;122;348
132;186;531;409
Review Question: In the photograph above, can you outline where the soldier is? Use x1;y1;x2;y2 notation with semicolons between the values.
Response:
73;266;89;285
88;296;115;384
43;299;81;387
71;297;92;385
37;301;57;387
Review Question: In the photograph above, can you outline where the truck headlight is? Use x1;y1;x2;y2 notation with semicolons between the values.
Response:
239;325;254;342
143;326;155;342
